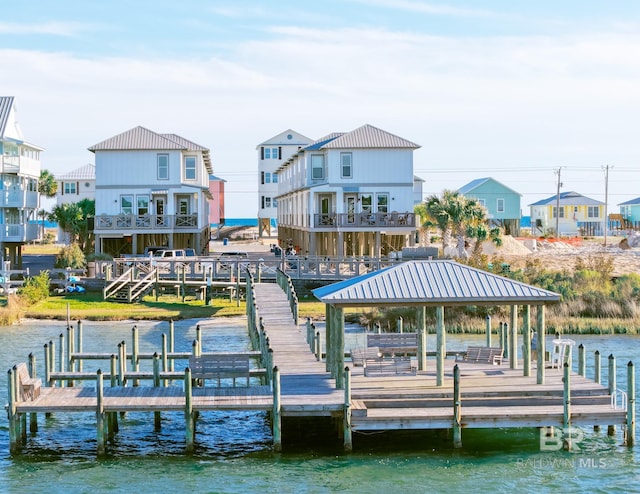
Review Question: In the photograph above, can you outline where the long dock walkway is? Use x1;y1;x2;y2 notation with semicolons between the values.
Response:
252;282;344;415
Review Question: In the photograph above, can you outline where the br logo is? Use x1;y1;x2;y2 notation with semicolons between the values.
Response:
540;426;584;451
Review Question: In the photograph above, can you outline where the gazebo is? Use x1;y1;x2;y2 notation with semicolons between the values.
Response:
312;260;561;387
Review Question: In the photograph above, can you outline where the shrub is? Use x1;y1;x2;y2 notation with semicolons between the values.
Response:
17;271;50;305
55;243;86;269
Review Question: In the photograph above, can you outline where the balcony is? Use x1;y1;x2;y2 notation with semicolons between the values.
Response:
313;212;415;229
0;188;38;209
95;214;200;231
0;223;39;242
0;156;40;177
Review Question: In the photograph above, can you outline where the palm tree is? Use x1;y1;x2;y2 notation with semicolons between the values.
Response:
38;169;57;241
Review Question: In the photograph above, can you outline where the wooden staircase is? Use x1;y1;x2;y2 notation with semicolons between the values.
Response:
103;267;157;303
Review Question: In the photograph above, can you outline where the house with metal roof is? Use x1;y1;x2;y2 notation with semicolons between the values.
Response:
89;126;213;257
208;174;226;227
56;163;96;205
313;260;560;387
0;97;43;266
529;191;604;236
257;129;313;238
458;177;522;236
275;124;420;257
618;197;640;229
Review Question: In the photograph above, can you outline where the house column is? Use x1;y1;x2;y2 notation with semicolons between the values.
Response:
95;234;102;255
436;306;446;386
132;235;138;256
309;232;316;257
375;232;381;258
337;231;344;257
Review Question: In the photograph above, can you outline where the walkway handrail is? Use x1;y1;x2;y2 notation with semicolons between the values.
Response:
128;268;157;302
276;268;298;325
103;267;134;299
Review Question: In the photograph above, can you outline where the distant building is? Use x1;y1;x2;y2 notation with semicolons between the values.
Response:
55;163;96;243
208;174;226;226
529;191;604;236
458;177;522;236
617;197;640;229
275;124;420;257
257;130;313;237
0;97;43;267
90;126;213;256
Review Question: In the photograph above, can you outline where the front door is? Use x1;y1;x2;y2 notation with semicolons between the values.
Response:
319;194;333;225
154;197;166;226
345;194;358;224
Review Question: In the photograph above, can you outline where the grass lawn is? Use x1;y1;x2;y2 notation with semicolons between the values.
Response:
24;292;247;321
22;244;65;255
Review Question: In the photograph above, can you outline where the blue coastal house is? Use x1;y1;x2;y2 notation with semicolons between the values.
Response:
458;177;521;235
618;197;640;229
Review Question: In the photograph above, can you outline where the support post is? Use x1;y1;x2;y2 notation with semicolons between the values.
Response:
608;354;616;436
77;320;83;373
96;370;105;456
272;366;282;452
436;306;445;387
502;323;509;359
417;306;427;371
8;369;17;454
28;353;38;432
485;315;491;348
509;305;518;369
523;306;531;377
185;367;194;453
578;344;586;376
343;366;352;452
537;306;546;385
334;306;345;389
315;331;321;362
110;354;117;387
563;362;572;450
169;320;175;372
132;325;139;386
325;305;332;373
58;333;65;387
453;364;462;448
627;361;635;446
396;316;403;334
162;333;168;387
594;350;601;384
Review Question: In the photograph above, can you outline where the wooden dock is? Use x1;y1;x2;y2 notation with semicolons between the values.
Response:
6;272;636;455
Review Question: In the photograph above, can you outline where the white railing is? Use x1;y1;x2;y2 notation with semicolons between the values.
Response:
0;223;39;242
95;214;199;230
0;189;38;208
611;389;628;410
313;212;416;228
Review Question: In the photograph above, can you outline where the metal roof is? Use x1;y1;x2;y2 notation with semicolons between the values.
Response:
528;191;604;207
312;260;560;307
56;163;95;181
0;96;14;138
303;132;345;151
88;126;213;174
458;177;522;196
619;196;640;206
321;124;420;149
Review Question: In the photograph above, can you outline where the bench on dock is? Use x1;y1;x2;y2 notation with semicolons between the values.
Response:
363;356;417;377
350;346;381;366
189;354;251;387
455;346;503;365
367;333;418;356
15;363;42;401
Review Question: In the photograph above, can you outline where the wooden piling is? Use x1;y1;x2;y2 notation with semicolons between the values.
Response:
132;325;139;386
436;306;445;387
397;316;403;334
453;364;462;448
162;333;168;387
44;344;50;386
627;361;635;446
58;333;65;387
110;354;117;387
417;306;427;371
28;353;37;432
578;344;586;376
594;351;601;384
77;320;83;372
8;368;17;453
536;306;546;385
522;306;531;377
503;322;509;361
185;367;194;453
344;366;352;452
272;366;282;452
315;331;321;362
485;315;492;348
96;370;105;456
509;306;518;369
563;362;571;450
49;340;55;387
608;354;616;436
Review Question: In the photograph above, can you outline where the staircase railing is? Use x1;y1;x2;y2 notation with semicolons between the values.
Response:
103;267;134;300
128;268;158;302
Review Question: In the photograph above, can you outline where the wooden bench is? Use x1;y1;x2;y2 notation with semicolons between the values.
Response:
350;346;381;366
363;356;417;377
189;354;251;387
367;333;418;356
15;362;42;401
455;346;503;365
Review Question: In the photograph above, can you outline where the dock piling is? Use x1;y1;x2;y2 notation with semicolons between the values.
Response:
96;370;105;456
608;354;617;436
563;362;572;450
453;364;462;448
272;366;282;452
627;361;635;446
185;367;194;453
344;366;352;452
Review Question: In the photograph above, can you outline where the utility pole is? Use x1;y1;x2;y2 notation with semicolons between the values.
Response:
554;167;563;239
603;165;611;247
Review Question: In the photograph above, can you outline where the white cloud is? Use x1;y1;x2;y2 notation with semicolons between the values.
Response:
0;21;96;36
348;0;508;19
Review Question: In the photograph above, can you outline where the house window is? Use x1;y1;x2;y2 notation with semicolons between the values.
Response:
273;198;278;207
360;194;372;213
178;198;190;215
265;197;272;208
157;154;169;180
121;195;133;214
588;206;600;218
341;152;352;178
477;198;486;207
552;207;565;218
137;195;150;215
272;173;278;183
265;172;271;184
63;182;77;195
264;147;278;159
376;193;389;213
184;156;197;180
497;198;505;213
311;155;325;180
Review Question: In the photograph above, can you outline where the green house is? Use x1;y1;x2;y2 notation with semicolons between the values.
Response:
458;177;522;235
619;197;640;228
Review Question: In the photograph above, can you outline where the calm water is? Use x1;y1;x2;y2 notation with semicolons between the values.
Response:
1;318;639;493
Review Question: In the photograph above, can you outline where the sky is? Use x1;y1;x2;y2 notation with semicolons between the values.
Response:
4;0;640;218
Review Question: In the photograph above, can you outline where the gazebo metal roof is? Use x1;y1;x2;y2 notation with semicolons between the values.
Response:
312;260;560;308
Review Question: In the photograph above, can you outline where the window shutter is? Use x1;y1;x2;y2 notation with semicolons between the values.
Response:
260;147;264;160
261;172;265;184
61;182;64;195
278;147;282;160
76;181;79;195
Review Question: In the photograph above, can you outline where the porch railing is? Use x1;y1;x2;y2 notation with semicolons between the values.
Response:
95;214;199;230
313;212;415;228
